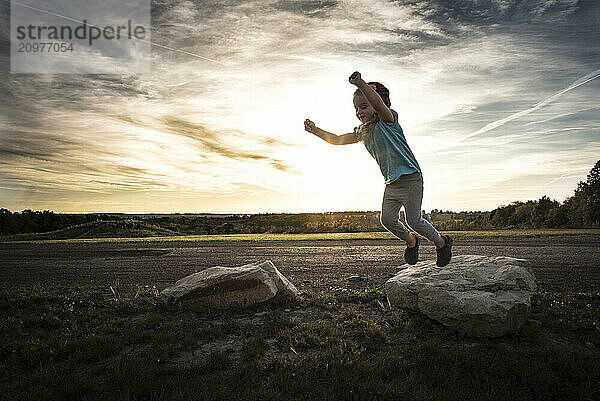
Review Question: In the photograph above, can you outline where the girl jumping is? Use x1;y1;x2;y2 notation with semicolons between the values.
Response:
304;71;453;267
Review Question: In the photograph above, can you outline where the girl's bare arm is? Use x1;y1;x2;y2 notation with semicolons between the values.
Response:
304;119;359;145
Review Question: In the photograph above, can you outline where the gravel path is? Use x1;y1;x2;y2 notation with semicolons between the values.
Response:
1;237;598;293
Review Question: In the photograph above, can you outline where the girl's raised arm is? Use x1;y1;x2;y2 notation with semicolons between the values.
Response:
304;119;358;145
349;71;394;124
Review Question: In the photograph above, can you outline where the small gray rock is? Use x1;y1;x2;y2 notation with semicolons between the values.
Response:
159;261;298;311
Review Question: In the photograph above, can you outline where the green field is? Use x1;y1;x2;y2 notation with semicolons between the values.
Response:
2;228;599;244
1;286;598;400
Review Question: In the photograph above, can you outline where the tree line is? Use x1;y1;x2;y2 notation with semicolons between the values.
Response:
1;160;598;235
0;209;115;235
429;160;599;230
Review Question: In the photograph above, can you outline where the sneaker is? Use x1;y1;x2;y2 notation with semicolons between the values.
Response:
404;234;420;265
436;235;453;267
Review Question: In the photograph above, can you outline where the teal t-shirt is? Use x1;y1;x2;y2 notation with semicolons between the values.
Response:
353;109;421;184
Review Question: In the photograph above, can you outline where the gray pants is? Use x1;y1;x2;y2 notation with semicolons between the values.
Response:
380;172;440;242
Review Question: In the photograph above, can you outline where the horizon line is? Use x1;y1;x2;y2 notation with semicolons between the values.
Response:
1;208;498;215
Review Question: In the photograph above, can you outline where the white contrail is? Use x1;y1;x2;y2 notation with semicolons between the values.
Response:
545;174;568;186
10;1;225;65
433;68;600;154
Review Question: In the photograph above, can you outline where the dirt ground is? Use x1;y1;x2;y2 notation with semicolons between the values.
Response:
1;237;599;293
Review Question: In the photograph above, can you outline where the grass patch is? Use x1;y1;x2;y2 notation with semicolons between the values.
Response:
1;287;599;400
297;288;388;311
2;228;599;244
532;291;600;339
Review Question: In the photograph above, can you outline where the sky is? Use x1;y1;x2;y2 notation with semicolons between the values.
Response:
1;0;599;214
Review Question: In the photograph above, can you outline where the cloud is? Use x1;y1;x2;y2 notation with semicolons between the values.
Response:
408;0;581;25
160;115;295;168
0;128;77;162
271;0;339;17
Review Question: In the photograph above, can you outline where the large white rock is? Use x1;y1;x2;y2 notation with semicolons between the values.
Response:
385;255;537;337
159;260;298;311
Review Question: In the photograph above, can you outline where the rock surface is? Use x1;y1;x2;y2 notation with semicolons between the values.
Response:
159;261;298;311
385;255;537;337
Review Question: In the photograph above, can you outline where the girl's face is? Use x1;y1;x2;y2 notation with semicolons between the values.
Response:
353;94;376;124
